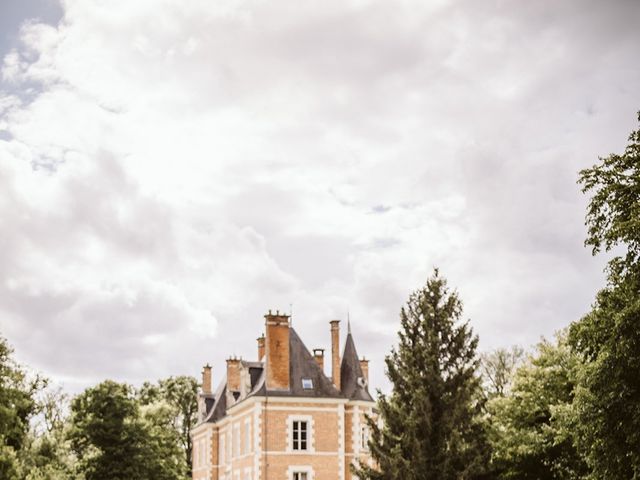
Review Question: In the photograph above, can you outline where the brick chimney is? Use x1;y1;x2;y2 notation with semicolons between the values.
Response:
313;348;325;371
202;363;212;395
226;357;241;392
330;320;341;389
360;357;369;383
257;334;266;361
265;310;290;391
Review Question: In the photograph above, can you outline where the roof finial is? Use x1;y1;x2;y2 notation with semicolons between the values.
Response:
347;310;352;335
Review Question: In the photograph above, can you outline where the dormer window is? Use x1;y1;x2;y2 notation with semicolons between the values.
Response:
302;378;313;389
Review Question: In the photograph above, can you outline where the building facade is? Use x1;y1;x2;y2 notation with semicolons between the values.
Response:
191;312;375;480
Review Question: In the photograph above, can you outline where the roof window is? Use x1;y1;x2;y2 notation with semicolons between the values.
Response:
302;378;313;389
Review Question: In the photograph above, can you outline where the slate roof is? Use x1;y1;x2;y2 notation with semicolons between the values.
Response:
253;328;343;398
199;325;372;424
340;331;374;401
201;377;227;423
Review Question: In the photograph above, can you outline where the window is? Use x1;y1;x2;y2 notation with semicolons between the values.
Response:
244;419;251;454
361;425;370;451
301;378;313;389
292;420;308;450
233;424;240;458
292;472;308;480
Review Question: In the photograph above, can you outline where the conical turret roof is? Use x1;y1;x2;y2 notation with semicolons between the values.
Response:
340;330;373;401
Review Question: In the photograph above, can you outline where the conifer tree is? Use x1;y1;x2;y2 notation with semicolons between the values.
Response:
354;269;488;480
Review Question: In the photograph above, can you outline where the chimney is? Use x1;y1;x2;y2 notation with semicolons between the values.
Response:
313;348;325;371
265;310;290;390
226;357;241;392
360;357;369;383
330;320;341;389
257;334;266;361
202;363;212;395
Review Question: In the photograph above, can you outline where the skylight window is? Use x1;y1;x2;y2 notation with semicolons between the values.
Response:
302;378;313;389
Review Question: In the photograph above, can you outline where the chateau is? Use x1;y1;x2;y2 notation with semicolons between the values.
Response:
191;311;375;480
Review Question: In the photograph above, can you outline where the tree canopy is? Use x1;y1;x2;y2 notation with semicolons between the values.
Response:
487;333;588;480
569;112;640;478
69;380;184;480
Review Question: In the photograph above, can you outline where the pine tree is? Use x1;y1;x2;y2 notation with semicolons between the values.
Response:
354;269;489;480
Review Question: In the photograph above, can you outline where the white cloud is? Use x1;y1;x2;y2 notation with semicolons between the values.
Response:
1;0;639;393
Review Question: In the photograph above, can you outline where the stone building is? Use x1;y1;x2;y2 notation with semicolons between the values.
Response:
191;311;375;480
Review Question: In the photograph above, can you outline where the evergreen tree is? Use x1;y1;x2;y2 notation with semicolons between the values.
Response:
354;269;488;480
569;111;640;478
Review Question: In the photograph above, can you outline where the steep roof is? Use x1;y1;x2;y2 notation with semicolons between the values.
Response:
253;328;342;398
198;323;373;425
202;378;227;423
340;331;374;401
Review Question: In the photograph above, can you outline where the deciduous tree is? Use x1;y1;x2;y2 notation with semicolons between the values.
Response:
139;376;198;477
569;111;640;479
487;333;588;479
0;335;46;480
70;380;183;480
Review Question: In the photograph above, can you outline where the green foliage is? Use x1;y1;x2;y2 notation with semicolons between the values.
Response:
138;376;198;477
569;272;640;478
487;333;588;480
569;112;640;479
21;387;81;480
578;111;640;277
70;380;184;480
0;334;48;479
354;269;489;480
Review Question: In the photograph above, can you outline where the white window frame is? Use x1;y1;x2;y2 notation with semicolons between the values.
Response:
244;418;251;454
233;423;240;458
287;465;314;480
220;434;225;465
226;431;231;463
286;415;314;453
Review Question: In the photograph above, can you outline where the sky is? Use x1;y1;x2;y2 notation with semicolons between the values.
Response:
1;0;639;394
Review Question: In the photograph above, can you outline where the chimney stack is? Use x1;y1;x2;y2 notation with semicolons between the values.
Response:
265;310;290;391
257;334;266;361
330;320;341;389
360;357;369;383
202;363;212;395
226;357;241;392
313;348;325;371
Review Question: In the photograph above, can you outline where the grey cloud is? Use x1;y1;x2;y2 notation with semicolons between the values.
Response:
1;0;639;395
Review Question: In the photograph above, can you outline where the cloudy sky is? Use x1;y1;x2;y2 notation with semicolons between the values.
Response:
1;0;639;394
